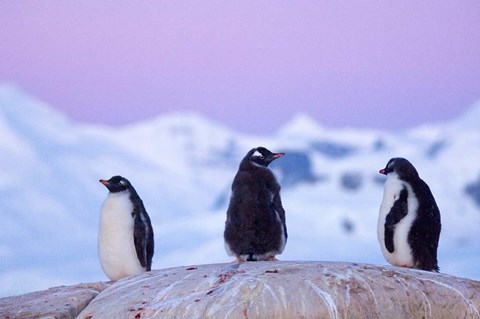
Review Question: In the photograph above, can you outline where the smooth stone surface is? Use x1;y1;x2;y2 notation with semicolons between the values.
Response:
0;282;109;319
77;261;480;319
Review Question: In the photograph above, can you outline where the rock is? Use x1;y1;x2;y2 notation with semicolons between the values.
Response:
1;262;479;319
76;261;480;319
0;282;109;319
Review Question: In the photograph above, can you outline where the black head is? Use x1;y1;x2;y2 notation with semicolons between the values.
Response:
247;146;284;167
99;175;132;193
379;157;419;181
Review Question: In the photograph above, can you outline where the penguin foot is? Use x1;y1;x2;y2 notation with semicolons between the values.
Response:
265;256;279;261
232;257;243;263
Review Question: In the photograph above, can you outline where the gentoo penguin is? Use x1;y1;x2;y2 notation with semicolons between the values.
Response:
378;158;441;272
224;147;287;262
98;176;154;280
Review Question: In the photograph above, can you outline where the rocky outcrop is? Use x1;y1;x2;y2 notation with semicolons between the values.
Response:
80;261;480;319
2;262;480;319
0;282;109;319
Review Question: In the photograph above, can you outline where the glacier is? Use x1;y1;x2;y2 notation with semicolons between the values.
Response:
0;84;479;297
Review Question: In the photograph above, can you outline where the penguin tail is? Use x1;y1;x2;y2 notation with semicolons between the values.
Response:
247;254;257;262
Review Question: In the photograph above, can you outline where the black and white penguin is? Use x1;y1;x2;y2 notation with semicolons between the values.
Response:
98;176;154;280
224;147;287;262
378;158;441;272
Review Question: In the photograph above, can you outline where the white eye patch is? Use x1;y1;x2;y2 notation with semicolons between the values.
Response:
252;150;263;157
387;161;395;169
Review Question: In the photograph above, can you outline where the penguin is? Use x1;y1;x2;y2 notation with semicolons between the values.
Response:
378;158;441;272
224;147;287;262
98;175;154;280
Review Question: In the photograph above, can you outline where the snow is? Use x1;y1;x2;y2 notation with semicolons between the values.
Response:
277;113;326;139
1;84;480;297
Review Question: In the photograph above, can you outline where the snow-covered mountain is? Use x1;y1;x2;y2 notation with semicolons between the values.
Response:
1;84;479;297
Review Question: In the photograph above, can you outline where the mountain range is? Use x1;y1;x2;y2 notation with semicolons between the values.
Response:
1;84;479;297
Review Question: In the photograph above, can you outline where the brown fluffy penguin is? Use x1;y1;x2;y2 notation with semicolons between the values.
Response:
224;147;287;262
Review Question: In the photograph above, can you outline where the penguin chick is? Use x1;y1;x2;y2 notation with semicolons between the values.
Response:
378;158;441;272
224;147;287;262
98;176;154;280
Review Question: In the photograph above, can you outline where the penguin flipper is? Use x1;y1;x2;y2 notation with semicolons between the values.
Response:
133;205;154;271
133;215;148;269
264;170;287;240
384;187;408;253
272;193;287;239
145;223;154;271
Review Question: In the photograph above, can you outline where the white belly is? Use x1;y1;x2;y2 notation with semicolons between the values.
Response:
98;192;145;280
377;174;417;267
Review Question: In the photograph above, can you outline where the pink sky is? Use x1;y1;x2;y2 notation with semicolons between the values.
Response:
1;2;479;134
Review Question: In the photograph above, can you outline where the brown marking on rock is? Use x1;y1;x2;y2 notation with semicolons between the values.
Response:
265;269;279;274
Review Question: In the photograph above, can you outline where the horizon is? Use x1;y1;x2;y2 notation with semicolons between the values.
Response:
1;83;478;134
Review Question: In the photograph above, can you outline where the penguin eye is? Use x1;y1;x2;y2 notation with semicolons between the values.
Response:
258;155;264;160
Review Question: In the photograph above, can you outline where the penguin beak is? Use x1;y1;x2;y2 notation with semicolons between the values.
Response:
273;153;284;159
379;169;386;175
99;179;110;186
